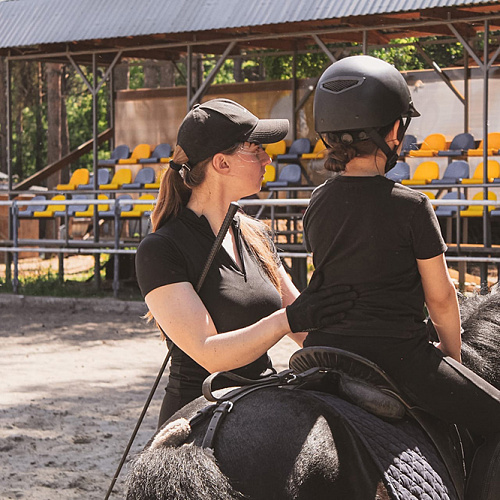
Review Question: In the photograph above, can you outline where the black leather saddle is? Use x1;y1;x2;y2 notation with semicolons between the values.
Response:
289;346;466;500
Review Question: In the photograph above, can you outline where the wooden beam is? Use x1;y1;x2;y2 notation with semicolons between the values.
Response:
14;128;113;191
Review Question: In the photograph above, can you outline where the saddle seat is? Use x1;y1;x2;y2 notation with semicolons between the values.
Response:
290;346;408;422
290;346;466;499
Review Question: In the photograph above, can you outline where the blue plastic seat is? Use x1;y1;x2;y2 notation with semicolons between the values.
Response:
400;134;418;156
139;143;172;164
437;133;475;157
277;138;311;164
122;167;156;189
17;195;47;217
53;194;90;217
386;161;410;183
266;164;302;188
98;194;134;218
435;192;467;218
430;160;470;185
98;145;130;166
78;168;111;190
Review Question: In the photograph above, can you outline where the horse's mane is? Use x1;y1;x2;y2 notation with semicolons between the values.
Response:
459;290;500;389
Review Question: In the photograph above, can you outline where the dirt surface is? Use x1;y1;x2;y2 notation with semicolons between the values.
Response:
0;294;297;500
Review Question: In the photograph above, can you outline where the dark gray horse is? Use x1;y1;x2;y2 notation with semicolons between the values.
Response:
126;291;500;500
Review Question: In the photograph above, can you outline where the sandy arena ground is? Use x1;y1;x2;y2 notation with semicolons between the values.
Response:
0;294;297;499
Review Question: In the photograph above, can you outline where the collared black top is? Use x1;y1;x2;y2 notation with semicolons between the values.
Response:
303;175;447;340
135;207;281;400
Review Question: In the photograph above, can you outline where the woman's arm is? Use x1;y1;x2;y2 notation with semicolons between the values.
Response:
417;253;462;362
278;266;307;347
146;282;290;373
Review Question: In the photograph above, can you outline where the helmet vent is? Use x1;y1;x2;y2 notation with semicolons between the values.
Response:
321;78;363;94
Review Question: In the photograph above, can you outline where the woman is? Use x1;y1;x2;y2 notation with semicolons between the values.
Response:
304;55;500;499
135;98;355;427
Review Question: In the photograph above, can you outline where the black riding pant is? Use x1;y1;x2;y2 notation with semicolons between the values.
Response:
304;332;500;436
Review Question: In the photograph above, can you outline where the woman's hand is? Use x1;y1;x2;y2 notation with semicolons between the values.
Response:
285;271;356;333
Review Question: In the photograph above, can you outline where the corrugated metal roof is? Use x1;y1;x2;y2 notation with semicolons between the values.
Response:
0;0;497;49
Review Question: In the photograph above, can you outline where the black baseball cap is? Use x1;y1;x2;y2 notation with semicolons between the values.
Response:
176;98;289;167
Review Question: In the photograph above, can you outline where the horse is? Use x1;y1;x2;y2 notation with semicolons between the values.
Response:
125;291;500;500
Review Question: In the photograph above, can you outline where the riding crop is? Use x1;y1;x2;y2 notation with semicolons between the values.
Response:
104;201;240;499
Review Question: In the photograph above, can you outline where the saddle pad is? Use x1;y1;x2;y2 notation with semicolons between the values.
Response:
310;392;458;500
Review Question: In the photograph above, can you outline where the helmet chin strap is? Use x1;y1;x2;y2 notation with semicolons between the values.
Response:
365;117;412;174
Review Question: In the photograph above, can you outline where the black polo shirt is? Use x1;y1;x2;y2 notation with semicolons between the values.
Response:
303;175;447;341
135;207;281;399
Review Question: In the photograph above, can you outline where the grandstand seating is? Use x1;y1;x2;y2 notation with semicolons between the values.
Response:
122;167;156;189
430;160;469;185
121;194;156;218
77;168;111;190
265;140;286;160
434;191;467;218
118;144;151;164
460;191;497;217
266;164;302;188
139;143;172;164
17;195;47;217
301;139;326;160
56;168;90;190
262;164;276;186
144;169;165;189
32;195;66;218
98;145;130;166
53;194;90;217
401;161;439;185
99;168;133;190
386;161;410;183
74;195;110;217
400;134;418;156
408;133;446;157
467;132;500;156
461;160;500;184
437;132;475;157
277;138;311;164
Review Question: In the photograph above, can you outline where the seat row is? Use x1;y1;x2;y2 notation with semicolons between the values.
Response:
56;166;164;191
17;193;155;219
401;132;500;158
423;191;499;219
386;160;500;185
98;143;172;166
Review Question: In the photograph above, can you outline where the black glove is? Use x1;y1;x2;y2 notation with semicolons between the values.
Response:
286;271;356;333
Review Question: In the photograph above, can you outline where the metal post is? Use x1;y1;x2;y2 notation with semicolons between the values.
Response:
291;47;297;141
362;31;368;54
12;202;19;294
5;58;12;285
92;53;101;288
464;50;469;133
481;21;490;292
186;46;192;112
113;199;121;299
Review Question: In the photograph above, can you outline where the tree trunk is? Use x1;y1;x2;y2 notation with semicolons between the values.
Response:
34;63;45;175
113;62;129;91
46;63;62;189
144;62;159;89
159;61;175;87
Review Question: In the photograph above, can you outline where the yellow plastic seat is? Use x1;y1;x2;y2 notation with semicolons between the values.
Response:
265;140;286;160
99;168;133;190
301;139;327;160
33;195;66;217
144;169;165;189
460;191;497;217
74;195;110;217
401;161;439;185
461;160;500;184
421;191;436;209
121;194;155;217
262;164;276;186
56;168;90;190
409;134;447;157
117;144;152;164
467;133;500;156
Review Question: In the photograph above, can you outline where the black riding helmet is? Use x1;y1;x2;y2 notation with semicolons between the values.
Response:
314;55;420;172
